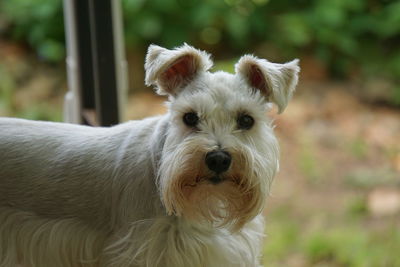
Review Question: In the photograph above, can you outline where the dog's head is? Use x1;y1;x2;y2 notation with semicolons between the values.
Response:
145;44;299;230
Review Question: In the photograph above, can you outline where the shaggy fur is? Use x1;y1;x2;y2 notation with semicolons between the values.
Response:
0;44;299;267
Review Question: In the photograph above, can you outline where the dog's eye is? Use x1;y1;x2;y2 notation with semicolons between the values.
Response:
237;114;254;130
183;112;199;127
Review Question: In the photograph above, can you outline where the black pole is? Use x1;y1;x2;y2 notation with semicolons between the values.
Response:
63;0;126;126
89;0;119;126
74;0;96;121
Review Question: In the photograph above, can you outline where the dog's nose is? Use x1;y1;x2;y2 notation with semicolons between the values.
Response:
205;151;231;174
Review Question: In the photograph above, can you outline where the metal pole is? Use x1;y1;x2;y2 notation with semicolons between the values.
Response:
63;0;128;126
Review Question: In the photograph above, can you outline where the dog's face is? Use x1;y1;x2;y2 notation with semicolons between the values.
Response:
145;44;299;230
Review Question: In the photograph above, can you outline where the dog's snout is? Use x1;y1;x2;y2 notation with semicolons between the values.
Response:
205;151;231;174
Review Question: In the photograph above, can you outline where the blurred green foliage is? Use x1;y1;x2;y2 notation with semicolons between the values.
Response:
1;0;400;102
0;0;65;61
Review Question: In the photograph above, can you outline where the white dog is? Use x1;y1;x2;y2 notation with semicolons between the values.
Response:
0;44;299;267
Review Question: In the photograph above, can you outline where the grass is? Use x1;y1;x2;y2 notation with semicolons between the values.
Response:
263;210;400;267
345;167;399;189
348;138;369;159
304;225;400;267
297;134;326;184
14;104;62;121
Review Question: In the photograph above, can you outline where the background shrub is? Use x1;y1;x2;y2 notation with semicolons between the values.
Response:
1;0;399;103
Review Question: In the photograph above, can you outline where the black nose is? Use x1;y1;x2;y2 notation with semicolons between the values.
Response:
205;151;232;174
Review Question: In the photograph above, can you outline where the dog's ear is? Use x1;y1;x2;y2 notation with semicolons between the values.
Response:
235;55;300;113
145;44;213;96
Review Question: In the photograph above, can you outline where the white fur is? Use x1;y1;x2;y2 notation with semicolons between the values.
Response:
0;44;299;266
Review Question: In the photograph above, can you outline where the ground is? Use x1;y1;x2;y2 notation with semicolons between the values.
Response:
0;41;399;266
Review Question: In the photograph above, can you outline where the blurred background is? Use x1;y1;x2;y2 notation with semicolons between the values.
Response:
0;0;399;266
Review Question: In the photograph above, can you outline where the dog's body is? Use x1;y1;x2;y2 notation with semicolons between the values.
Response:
0;44;299;266
0;117;264;266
